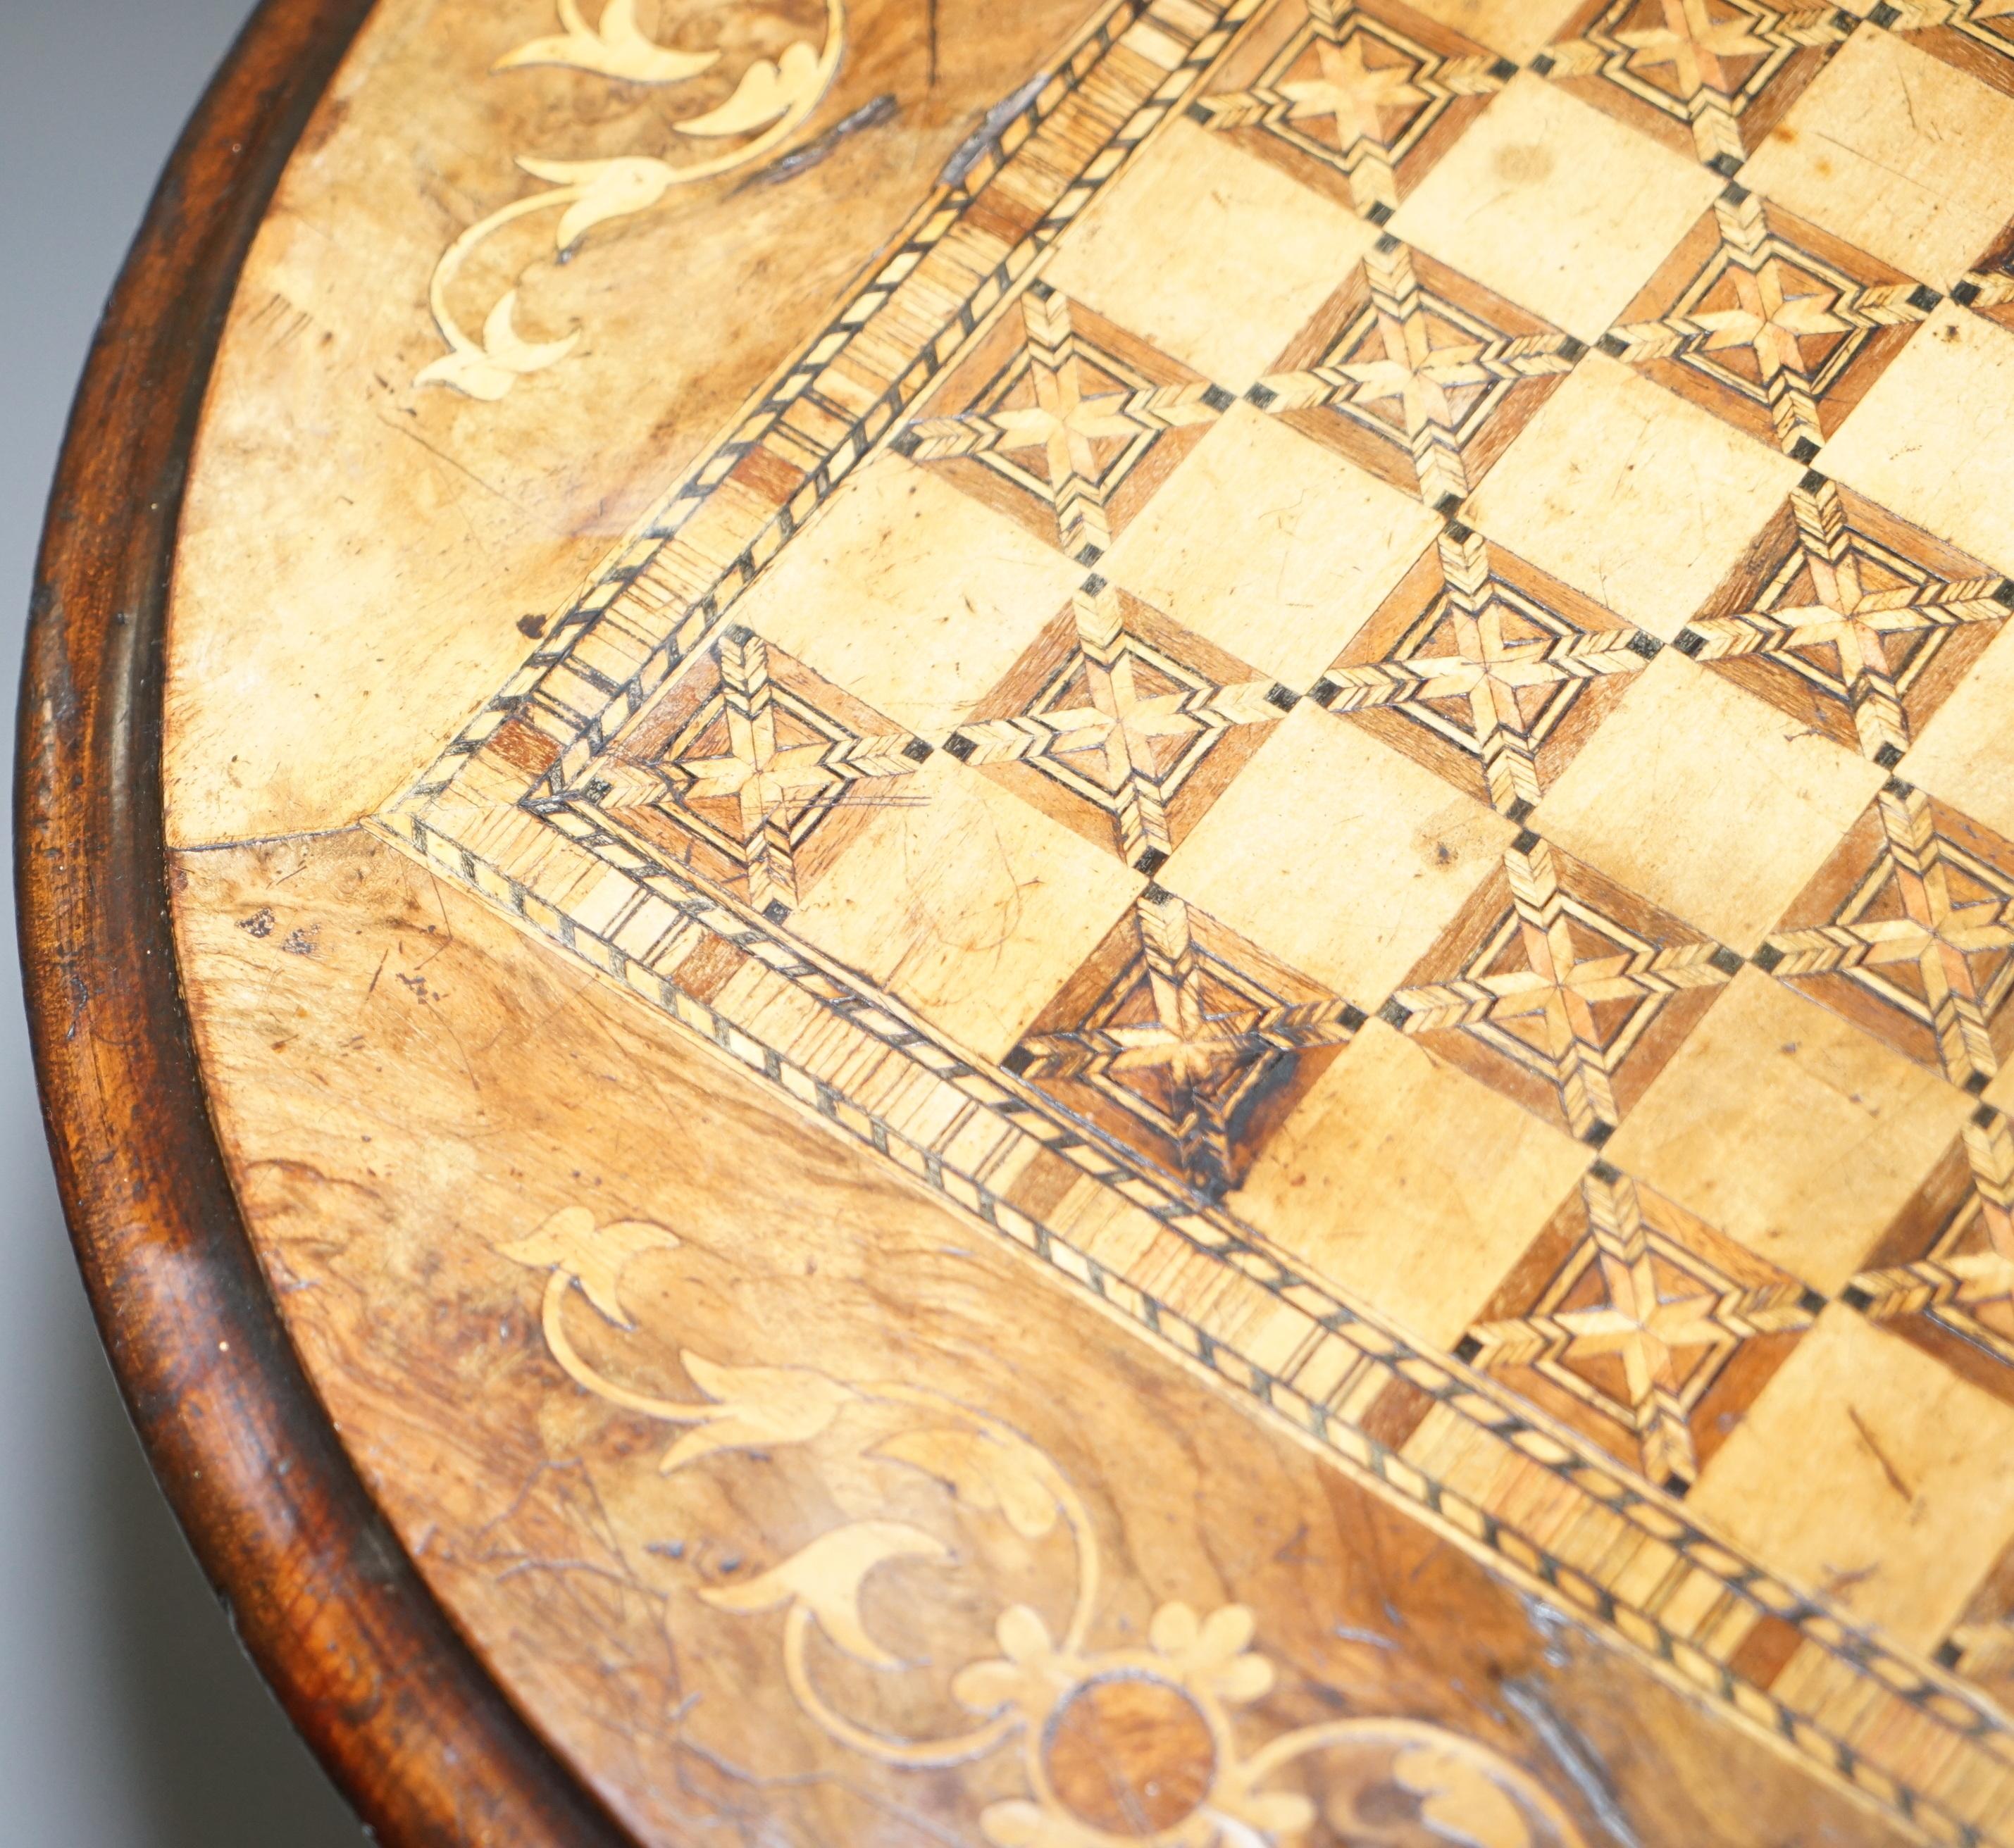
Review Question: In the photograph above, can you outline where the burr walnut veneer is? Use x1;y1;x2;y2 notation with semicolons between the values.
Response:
25;1;2014;1843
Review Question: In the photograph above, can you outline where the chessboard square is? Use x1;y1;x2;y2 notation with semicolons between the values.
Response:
1462;1168;1820;1485
1533;648;1883;954
1193;0;1508;224
740;456;1079;737
1011;889;1356;1199
788;753;1142;1062
595;634;920;911
1689;1304;2014;1650
1328;530;1651;816
1739;26;2014;290
1232;1019;1592;1347
1388;73;1722;342
902;290;1219;559
1403;0;1584;62
963;587;1285;865
1689;478;2011;764
1393;837;1736;1140
1609;192;1929;455
1823;299;2014;578
1164;701;1517;1006
1043;118;1382;388
1905;623;2014;844
1765;787;2014;1089
1547;0;1848;168
1465;354;1801;641
1607;967;1970;1290
1101;404;1441;687
1267;240;1577;506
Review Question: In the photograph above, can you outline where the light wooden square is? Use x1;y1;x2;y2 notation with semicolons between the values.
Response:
1465;354;1801;642
1607;968;1970;1291
1740;27;2014;289
1043;118;1381;388
1162;702;1515;1006
1388;74;1722;342
1534;648;1883;954
788;753;1142;1062
1822;299;2014;577
1903;619;2014;846
1233;1020;1591;1348
1690;1304;2014;1651
737;456;1080;736
1402;0;1582;61
1101;404;1441;688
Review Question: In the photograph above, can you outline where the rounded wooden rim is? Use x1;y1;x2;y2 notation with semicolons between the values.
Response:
15;4;638;1841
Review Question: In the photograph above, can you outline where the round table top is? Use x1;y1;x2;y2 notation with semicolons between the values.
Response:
27;1;2014;1843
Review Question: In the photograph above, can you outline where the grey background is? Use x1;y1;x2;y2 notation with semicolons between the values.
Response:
1;4;369;1842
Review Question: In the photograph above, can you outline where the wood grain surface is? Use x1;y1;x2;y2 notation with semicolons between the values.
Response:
31;0;2014;1844
18;2;633;1840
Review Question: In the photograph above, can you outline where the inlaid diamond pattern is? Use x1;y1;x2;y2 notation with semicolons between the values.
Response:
1314;525;1655;818
1257;233;1582;508
1388;831;1738;1143
1536;0;1852;171
1194;0;1512;217
949;579;1287;873
1679;472;2012;763
1457;1162;1820;1488
378;0;2014;1799
1600;183;1937;456
1759;778;2014;1090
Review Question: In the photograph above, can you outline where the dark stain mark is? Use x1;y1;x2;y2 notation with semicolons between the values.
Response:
749;94;898;189
940;70;1049;189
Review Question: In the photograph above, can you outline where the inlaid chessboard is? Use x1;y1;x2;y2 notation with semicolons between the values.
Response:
146;1;2014;1843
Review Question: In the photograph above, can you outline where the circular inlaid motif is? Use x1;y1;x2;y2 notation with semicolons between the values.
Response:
1040;1671;1218;1837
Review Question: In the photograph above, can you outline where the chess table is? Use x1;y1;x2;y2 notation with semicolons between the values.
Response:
25;1;2014;1842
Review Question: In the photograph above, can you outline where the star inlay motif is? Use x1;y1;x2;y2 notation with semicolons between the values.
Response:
1678;475;2011;763
951;580;1285;873
1458;1165;1819;1490
1615;0;1772;96
1277;31;1431;143
897;285;1227;561
1388;832;1736;1142
1192;4;1508;217
590;627;924;915
1319;526;1657;817
1537;1;1853;170
1259;237;1581;508
1007;885;1360;1199
1760;779;2014;1091
1602;187;1937;456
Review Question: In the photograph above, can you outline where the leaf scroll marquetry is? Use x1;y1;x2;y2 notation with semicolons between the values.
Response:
1394;1740;1538;1848
700;1521;950;1667
493;0;723;82
495;1203;1598;1844
876;1426;1062;1540
416;0;845;399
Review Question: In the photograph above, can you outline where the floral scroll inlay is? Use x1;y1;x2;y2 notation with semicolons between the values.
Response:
504;1206;1593;1847
418;0;845;399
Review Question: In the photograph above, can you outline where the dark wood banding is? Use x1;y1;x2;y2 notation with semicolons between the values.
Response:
15;3;638;1840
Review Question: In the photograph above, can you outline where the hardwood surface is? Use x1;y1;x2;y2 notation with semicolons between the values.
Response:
29;1;2014;1843
18;3;634;1842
